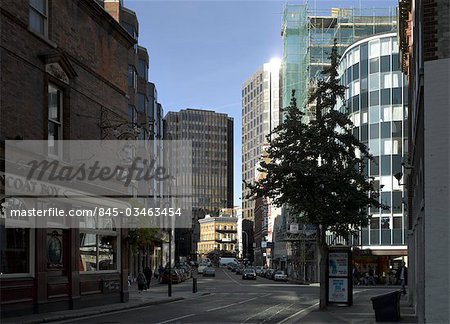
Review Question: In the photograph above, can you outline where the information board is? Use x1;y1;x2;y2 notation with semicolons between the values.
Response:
326;247;353;306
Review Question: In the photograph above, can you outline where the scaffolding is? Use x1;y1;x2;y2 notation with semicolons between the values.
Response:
281;4;398;122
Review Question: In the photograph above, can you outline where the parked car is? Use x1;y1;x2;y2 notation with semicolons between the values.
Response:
198;262;209;274
242;268;257;280
203;267;216;277
274;270;288;282
265;269;275;280
255;266;264;276
235;266;244;275
160;269;182;284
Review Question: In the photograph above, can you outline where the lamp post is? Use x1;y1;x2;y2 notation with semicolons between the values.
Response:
242;230;249;259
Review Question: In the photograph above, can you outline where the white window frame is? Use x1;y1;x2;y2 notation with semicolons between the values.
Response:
48;83;63;158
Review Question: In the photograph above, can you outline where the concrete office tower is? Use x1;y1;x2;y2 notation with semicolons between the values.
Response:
281;5;398;122
399;0;450;322
241;59;281;222
165;109;234;214
336;33;408;278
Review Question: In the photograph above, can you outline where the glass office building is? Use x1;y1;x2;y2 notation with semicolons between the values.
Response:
337;33;408;270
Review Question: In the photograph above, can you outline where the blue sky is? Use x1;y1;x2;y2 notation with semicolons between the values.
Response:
125;0;398;206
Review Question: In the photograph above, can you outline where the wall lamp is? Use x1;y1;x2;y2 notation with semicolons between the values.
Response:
394;162;414;186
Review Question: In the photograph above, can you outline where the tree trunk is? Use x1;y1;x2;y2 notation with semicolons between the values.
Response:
318;226;329;310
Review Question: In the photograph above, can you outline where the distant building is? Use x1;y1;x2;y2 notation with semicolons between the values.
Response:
165;109;234;214
241;60;281;222
197;215;237;256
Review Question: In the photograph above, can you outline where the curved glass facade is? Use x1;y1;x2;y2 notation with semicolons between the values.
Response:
338;33;407;246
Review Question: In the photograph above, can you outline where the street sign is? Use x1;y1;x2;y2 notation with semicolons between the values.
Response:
326;246;353;306
289;223;299;233
266;242;274;249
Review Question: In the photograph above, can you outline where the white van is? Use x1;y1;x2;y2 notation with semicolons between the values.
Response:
219;257;238;266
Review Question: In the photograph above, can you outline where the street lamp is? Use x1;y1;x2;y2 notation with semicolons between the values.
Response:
242;230;249;259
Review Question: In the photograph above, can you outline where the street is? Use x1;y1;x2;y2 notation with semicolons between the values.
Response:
56;268;320;323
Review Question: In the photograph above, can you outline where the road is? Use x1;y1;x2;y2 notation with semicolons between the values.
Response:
56;268;320;323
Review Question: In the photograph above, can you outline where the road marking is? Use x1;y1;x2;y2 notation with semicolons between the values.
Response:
206;302;238;312
262;303;295;323
276;301;320;324
222;268;244;286
206;293;271;312
242;303;283;323
156;313;196;324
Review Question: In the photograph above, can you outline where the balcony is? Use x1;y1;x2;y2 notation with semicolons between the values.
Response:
216;228;237;234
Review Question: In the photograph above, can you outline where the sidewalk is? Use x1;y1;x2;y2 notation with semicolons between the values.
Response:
3;280;205;324
294;288;417;324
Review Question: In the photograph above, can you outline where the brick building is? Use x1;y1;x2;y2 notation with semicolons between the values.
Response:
0;0;146;316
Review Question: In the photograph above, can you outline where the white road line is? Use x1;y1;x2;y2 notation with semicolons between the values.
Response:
262;303;295;323
156;313;196;324
276;301;320;324
222;268;244;286
242;303;283;323
206;302;238;312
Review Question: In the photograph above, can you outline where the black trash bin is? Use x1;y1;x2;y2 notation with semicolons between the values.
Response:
371;291;402;322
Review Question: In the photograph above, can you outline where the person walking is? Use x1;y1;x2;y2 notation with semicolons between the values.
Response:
143;266;152;290
136;272;147;293
396;262;408;295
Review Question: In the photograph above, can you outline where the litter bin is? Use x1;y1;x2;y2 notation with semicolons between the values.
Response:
371;291;402;322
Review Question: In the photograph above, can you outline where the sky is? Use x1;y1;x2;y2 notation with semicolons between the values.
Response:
125;0;398;207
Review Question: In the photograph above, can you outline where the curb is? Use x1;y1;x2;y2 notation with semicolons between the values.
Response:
7;297;184;324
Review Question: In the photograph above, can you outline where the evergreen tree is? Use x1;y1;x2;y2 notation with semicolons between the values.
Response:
246;41;380;309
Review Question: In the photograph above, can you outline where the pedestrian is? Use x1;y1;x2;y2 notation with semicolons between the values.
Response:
368;266;375;285
154;267;159;280
158;265;164;282
352;266;360;286
143;266;152;290
137;272;147;293
396;262;408;295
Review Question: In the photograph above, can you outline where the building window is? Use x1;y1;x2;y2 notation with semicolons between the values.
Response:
0;227;31;274
128;65;137;89
128;105;137;125
79;217;118;272
29;0;47;36
138;93;147;113
48;84;62;156
138;59;148;81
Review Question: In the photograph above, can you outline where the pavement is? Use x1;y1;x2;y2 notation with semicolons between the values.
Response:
298;289;418;324
2;269;417;324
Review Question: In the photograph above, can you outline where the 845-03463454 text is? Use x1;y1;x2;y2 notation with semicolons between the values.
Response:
7;207;184;218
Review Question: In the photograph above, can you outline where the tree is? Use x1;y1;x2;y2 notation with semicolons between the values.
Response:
246;41;380;309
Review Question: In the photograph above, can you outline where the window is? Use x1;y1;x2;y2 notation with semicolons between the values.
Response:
369;105;380;124
128;105;137;125
48;84;62;156
370;90;379;106
381;72;391;89
29;0;47;36
138;59;148;80
79;217;119;272
381;38;391;56
370;156;379;176
392;88;402;105
369;58;379;74
0;226;30;274
128;65;137;89
380;56;391;73
138;93;147;113
369;40;380;58
369;73;379;91
381;89;391;106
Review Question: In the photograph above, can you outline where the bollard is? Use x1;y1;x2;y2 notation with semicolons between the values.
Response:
193;278;197;293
